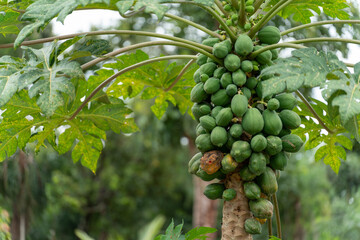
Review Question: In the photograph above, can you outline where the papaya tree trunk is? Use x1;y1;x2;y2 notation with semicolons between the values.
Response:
222;173;252;240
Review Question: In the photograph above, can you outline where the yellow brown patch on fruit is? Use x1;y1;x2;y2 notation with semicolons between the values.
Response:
255;217;267;224
200;150;223;174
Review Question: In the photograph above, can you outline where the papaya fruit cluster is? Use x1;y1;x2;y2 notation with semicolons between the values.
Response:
188;27;304;235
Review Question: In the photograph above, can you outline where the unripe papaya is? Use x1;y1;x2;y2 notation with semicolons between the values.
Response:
190;82;208;103
249;198;273;219
265;136;282;156
241;60;253;73
244;182;261;200
229;124;243;138
249;152;267;176
196;124;207;136
199;115;216;131
256;167;278;194
235;34;254;56
241;87;252;100
258;26;281;44
213;67;227;79
275;93;297;110
220;72;233;88
199;62;217;76
281;134;304;152
231;94;248;117
211;89;231;106
204;77;220;94
211;106;223;118
196;54;208;66
196;168;225;181
232;69;247;86
262;109;283;135
224;54;241;72
212;42;229;58
254;46;272;65
239;166;257;181
202;37;220;47
251;134;267;152
226;84;238;96
279;110;301;129
231;140;252;162
242;108;264;135
211;126;228;147
188;152;202;174
216;107;233;127
245;218;262;235
267;98;280;111
245;77;258;89
195;134;214;152
270;151;288;171
223;188;237;201
203;183;225;200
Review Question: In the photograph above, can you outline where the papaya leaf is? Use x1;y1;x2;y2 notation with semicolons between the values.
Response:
105;50;196;119
0;11;20;36
184;227;217;240
266;0;349;23
14;0;110;48
293;99;353;173
259;48;348;98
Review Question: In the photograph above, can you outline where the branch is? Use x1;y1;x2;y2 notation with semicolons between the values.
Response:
288;37;360;46
231;0;240;11
248;0;291;38
238;0;246;28
295;90;335;134
273;193;282;239
215;0;229;17
81;40;220;70
281;20;360;36
69;55;197;120
165;58;196;92
0;30;211;52
164;13;222;38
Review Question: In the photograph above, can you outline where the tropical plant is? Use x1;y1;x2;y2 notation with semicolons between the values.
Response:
0;0;359;239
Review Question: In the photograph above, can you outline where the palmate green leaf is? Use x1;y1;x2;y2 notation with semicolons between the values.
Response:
0;11;21;36
184;226;217;240
293;99;352;173
0;0;32;12
259;48;348;98
14;0;110;48
267;0;349;23
0;71;137;172
105;50;196;119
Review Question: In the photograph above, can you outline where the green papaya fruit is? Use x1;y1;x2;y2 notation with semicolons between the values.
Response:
265;136;282;156
200;73;209;83
211;126;228;147
191;102;211;121
226;84;238;96
275;93;297;110
242;108;264;135
188;152;202;174
241;87;252;100
256;167;278;194
211;89;231;106
244;182;261;200
225;133;236;150
199;115;216;131
258;26;281;44
250;134;267;152
249;152;267;175
203;183;225;200
204;77;220;94
216;108;233;127
213;42;229;58
229;124;243;138
202;37;220;47
249;198;273;219
278;128;291;137
235;34;254;56
270;49;279;60
270;151;288;171
223;188;237;201
267;98;280;111
232;69;247;86
190;82;208;103
211;106;223;118
279;110;301;129
231;94;248;117
245;218;262;235
220;72;233;88
199;62;217;77
224;54;241;72
221;154;239;174
262;109;283;135
195;133;214;152
193;69;201;83
196;54;208;66
196;124;207;136
245;5;254;13
254;46;272;65
245;77;258;89
231;140;252;162
214;67;227;79
281;134;304;152
239;166;257;181
241;60;253;73
196;168;225;181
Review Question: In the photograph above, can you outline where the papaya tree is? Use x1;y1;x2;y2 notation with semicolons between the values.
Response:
0;0;359;239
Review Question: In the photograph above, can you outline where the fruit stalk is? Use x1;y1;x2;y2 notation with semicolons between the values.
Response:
222;173;253;240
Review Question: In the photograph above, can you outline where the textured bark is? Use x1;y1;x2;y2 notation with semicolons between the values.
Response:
193;177;219;240
222;173;252;240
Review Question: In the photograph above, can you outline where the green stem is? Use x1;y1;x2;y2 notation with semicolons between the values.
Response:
273;194;282;239
248;0;290;38
249;43;307;58
69;55;197;120
253;0;264;12
204;6;237;42
288;37;360;46
296;90;335;134
238;0;246;28
250;0;272;21
268;204;273;237
164;13;222;39
81;40;220;70
165;58;196;92
231;0;240;10
215;0;229;17
281;20;360;36
0;30;211;52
